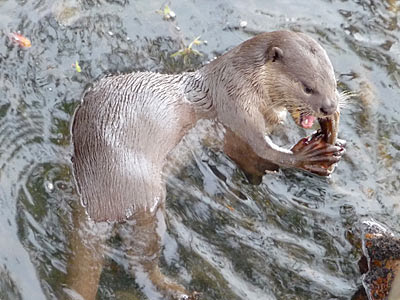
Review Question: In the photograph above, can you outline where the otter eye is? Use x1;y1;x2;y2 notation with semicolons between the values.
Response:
303;84;313;95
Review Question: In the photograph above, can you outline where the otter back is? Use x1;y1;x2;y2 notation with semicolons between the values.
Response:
72;72;196;221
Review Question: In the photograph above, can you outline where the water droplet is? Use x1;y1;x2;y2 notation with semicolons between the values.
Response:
125;208;133;219
150;196;161;213
45;181;54;193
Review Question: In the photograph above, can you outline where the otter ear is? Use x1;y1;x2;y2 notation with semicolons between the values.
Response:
267;47;283;62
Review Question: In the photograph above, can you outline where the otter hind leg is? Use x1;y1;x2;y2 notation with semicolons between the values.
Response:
64;202;112;300
117;208;198;300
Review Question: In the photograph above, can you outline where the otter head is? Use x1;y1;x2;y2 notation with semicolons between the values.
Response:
263;31;338;129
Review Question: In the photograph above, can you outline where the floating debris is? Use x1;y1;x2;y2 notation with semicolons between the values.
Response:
239;20;248;28
156;4;176;20
171;36;203;58
73;61;82;73
226;205;235;212
9;32;31;48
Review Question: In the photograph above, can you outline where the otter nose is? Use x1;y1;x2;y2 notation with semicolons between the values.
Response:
319;100;337;116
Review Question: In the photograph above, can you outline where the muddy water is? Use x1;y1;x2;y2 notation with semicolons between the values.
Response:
0;0;399;299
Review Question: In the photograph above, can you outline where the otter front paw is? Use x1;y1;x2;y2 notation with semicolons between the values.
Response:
291;132;345;176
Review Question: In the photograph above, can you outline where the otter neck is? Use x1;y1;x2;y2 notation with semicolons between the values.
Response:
182;52;283;128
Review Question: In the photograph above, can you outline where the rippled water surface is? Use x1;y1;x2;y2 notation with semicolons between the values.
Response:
0;0;399;299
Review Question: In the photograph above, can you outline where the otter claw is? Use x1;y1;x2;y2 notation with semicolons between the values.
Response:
334;147;346;156
335;138;346;148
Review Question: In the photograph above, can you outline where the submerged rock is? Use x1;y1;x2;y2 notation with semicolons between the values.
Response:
52;0;81;27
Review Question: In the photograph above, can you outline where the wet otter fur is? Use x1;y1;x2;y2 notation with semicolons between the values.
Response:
71;30;346;299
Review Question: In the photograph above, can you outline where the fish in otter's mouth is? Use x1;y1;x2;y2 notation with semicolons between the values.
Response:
290;109;340;146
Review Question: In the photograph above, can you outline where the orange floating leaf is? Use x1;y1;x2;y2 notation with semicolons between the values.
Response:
9;32;31;48
226;205;235;211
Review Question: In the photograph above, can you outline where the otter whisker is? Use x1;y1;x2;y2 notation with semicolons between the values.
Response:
338;90;356;108
340;90;356;99
339;90;357;100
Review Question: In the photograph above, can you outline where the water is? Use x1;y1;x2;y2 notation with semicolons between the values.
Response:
0;0;399;299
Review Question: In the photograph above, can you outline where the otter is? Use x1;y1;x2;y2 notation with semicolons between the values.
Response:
70;30;346;300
